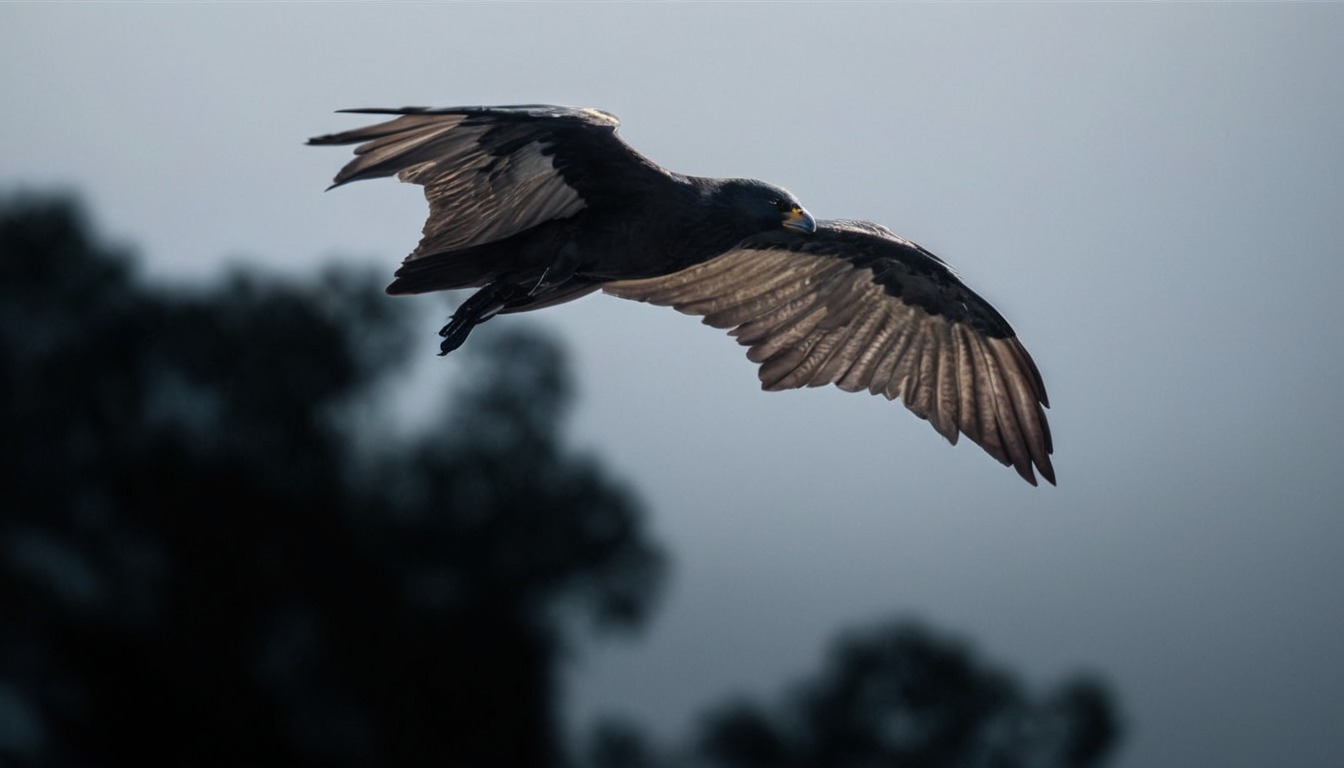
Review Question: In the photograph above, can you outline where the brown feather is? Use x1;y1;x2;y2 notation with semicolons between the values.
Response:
603;230;1055;485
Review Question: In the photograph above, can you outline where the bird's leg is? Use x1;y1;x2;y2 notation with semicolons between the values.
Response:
529;244;580;296
438;282;521;355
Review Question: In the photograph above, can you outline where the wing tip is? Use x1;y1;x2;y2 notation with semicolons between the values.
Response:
334;107;429;115
1025;459;1057;487
1040;465;1057;486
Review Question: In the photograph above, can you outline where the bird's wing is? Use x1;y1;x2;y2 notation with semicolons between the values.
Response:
603;220;1054;486
308;105;663;261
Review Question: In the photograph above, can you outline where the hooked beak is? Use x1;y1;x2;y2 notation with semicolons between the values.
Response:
783;205;817;233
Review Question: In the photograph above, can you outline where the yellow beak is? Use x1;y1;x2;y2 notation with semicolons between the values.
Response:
783;206;817;233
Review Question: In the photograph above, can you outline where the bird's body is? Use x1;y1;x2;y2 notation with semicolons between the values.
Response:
310;105;1055;485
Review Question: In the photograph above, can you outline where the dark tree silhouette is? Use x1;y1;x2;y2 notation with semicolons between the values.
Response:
1;193;1121;768
0;194;666;767
694;621;1121;768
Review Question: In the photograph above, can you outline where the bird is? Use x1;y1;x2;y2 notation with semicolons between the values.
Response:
309;105;1054;486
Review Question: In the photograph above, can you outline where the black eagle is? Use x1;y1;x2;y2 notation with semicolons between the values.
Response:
309;105;1054;486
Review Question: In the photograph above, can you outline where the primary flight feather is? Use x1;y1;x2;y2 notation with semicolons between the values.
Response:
309;105;1054;485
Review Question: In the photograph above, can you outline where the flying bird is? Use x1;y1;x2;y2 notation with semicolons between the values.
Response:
309;105;1054;485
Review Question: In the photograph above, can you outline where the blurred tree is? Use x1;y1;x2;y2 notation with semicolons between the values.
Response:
0;194;666;767
1;193;1121;768
582;718;673;768
694;621;1121;768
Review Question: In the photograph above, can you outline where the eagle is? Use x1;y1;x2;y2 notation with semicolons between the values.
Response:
309;105;1054;486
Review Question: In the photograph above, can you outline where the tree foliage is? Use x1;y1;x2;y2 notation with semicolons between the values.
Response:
0;193;1120;768
693;621;1120;768
0;194;666;767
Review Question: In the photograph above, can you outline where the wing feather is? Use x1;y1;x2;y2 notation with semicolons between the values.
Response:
932;325;961;443
702;259;838;328
823;302;891;391
902;326;939;424
965;332;1015;474
750;303;832;382
952;324;983;444
867;309;920;399
309;106;656;261
604;220;1055;485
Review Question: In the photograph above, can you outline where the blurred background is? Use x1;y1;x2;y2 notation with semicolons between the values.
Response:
2;3;1341;767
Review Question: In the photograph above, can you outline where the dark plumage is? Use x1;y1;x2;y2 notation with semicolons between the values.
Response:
309;105;1054;485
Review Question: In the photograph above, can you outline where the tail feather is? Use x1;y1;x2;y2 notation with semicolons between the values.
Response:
388;237;601;316
386;239;514;295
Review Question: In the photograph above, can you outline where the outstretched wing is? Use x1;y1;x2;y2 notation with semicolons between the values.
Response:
603;220;1054;486
308;105;667;265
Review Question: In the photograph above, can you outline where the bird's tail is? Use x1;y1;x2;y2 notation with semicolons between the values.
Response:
385;237;524;295
386;236;601;313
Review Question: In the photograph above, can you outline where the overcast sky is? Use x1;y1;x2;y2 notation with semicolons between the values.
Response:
4;3;1342;767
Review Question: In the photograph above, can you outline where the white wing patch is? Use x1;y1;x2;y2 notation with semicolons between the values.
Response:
576;108;620;127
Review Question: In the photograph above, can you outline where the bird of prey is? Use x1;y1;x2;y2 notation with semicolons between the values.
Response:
309;105;1054;485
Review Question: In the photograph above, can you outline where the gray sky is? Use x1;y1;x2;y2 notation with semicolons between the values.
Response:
4;3;1342;766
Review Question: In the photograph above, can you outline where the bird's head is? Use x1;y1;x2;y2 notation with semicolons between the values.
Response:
720;179;817;234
